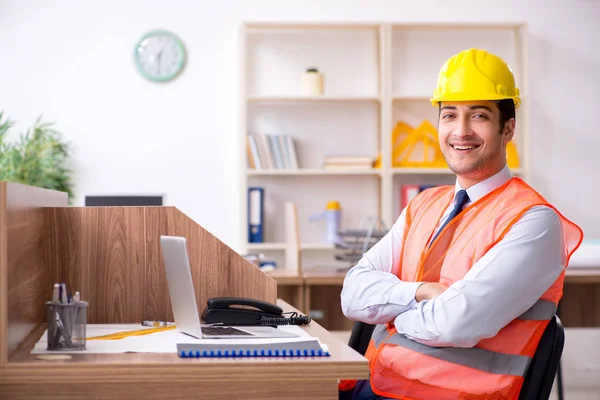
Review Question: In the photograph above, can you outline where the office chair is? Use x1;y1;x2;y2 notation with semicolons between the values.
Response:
345;315;564;400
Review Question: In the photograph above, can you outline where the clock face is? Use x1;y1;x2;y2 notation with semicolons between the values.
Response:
134;30;186;82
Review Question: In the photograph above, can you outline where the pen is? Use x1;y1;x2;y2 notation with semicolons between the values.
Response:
59;283;72;341
54;311;73;347
72;290;82;343
60;283;68;304
52;283;60;303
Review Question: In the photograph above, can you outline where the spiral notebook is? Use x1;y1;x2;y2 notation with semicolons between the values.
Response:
177;337;330;358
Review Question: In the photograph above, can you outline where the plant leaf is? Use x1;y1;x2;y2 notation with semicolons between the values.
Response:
0;110;74;202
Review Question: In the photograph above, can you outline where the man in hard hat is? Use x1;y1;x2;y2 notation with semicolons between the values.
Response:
340;48;583;399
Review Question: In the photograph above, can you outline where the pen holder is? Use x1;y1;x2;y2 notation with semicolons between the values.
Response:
46;301;88;351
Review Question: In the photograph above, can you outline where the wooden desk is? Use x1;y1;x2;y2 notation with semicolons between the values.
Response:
561;266;600;327
268;270;305;313
268;270;353;331
302;271;354;331
565;267;600;284
0;300;368;400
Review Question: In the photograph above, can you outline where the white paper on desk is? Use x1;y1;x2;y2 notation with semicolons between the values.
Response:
569;241;600;268
31;324;318;355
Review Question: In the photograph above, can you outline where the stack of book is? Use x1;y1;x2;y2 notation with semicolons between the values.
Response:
247;134;299;170
322;156;375;170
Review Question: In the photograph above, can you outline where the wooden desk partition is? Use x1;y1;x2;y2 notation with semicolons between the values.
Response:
0;182;68;364
0;182;276;362
45;206;276;324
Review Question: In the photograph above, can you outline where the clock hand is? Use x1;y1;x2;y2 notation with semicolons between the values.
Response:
156;49;163;75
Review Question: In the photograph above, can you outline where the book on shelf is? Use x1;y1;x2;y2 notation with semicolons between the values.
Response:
246;136;256;169
322;155;375;170
248;187;264;243
247;133;299;170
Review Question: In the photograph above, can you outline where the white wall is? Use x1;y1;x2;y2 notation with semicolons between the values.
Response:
1;0;598;251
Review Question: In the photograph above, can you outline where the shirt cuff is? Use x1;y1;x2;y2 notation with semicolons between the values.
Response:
394;299;439;343
389;281;423;308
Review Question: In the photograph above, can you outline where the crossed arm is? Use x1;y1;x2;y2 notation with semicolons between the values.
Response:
340;206;565;348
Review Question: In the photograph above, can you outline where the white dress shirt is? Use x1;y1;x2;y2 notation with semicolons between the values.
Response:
340;165;565;348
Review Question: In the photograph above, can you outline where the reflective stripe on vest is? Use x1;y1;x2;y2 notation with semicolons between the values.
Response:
518;299;556;321
372;324;388;346
371;298;555;377
374;329;531;376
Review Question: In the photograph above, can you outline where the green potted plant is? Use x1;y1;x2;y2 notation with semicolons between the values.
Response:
0;111;74;201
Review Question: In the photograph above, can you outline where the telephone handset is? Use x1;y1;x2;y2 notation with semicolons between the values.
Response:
201;297;311;326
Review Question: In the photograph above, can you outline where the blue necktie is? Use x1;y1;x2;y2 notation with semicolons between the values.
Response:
430;189;470;246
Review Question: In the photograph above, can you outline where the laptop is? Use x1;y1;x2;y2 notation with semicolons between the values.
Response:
160;235;299;339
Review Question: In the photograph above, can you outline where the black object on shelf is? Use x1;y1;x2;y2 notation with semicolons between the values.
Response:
85;196;163;206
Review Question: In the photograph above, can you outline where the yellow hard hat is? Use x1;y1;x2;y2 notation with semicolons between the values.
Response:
430;48;521;109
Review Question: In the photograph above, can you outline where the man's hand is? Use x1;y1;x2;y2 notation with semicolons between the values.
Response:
415;283;448;302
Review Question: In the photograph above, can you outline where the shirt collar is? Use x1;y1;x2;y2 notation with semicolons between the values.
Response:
454;164;512;204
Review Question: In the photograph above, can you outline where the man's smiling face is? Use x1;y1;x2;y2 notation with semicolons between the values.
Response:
438;101;515;187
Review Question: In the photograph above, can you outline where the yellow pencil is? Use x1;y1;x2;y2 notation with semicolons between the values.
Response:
87;325;176;340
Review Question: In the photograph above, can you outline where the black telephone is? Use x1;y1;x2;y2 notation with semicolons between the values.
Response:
201;297;311;326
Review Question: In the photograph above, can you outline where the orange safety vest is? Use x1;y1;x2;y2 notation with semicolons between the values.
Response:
360;177;583;400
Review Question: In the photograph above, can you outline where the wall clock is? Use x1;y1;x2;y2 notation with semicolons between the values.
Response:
134;29;186;82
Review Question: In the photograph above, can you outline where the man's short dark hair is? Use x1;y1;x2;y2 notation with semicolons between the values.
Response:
496;99;516;132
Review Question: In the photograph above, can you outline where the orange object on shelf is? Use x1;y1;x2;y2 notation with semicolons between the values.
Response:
392;120;446;168
373;154;382;169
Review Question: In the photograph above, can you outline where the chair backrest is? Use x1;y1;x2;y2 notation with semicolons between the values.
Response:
348;315;564;400
348;322;375;356
518;315;564;400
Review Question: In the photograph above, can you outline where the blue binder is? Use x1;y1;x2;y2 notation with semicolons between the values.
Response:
248;187;264;243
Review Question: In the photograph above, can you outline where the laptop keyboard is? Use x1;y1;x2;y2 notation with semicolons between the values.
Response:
203;326;253;336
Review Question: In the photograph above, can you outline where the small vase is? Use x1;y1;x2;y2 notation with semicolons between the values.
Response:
302;68;323;96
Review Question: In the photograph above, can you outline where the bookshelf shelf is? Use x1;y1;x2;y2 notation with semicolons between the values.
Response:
246;242;287;251
247;243;335;251
392;95;431;101
246;242;335;251
388;22;525;30
391;167;453;175
247;169;382;176
391;167;524;176
247;95;380;103
302;243;336;250
240;22;529;331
